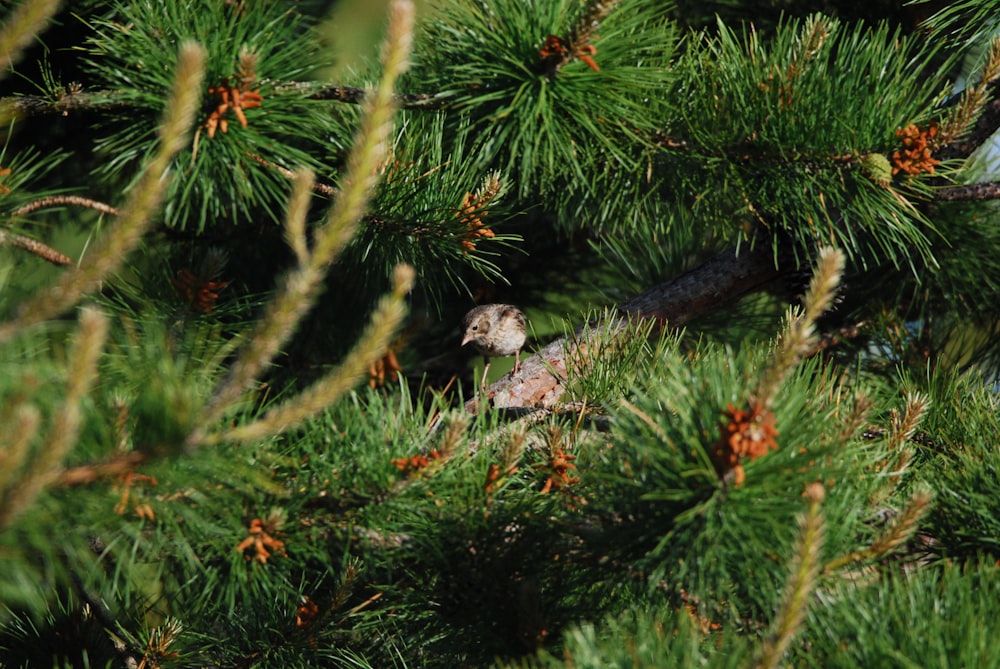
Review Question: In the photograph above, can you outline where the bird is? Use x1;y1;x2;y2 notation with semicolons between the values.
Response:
461;304;527;391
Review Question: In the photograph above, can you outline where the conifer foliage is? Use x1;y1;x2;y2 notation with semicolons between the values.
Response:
2;0;1000;667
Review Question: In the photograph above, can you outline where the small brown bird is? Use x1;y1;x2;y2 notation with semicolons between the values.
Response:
461;304;527;391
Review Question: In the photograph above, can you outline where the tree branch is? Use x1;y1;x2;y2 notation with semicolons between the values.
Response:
465;243;784;412
0;227;71;264
0;90;129;117
0;84;451;119
10;194;119;217
936;181;1000;201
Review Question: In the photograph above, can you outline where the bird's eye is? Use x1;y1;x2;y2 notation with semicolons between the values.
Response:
472;325;479;331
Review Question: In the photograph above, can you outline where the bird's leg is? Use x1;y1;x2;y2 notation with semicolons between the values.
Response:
513;350;521;374
480;356;491;392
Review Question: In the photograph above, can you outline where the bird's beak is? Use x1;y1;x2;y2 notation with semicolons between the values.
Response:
461;333;473;346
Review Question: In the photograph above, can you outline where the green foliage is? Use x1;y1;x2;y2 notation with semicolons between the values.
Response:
509;607;750;668
907;368;1000;560
585;343;886;622
348;113;524;300
411;0;677;213
797;560;1000;668
83;0;344;232
0;140;66;217
4;0;1000;667
918;0;1000;44
559;310;674;405
915;201;1000;372
588;212;717;294
661;16;952;270
103;316;238;457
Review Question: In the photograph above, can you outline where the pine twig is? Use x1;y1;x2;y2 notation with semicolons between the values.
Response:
0;403;41;500
54;451;146;487
10;194;120;217
0;89;129;119
247;153;338;197
282;168;314;265
887;392;930;452
0;227;71;264
936;181;1000;201
868;490;933;558
869;392;929;504
0;84;448;121
3;195;119;266
755;483;826;669
279;82;447;109
823;489;933;574
195;170;318;426
936;91;1000;160
831;391;873;446
754;246;845;408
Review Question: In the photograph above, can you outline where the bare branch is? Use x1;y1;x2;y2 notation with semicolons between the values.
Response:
936;181;1000;201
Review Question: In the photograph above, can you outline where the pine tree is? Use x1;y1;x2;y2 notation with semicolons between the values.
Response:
2;0;1000;667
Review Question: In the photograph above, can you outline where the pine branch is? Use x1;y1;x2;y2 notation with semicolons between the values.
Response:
0;89;129;119
191;0;415;442
0;84;449;121
936;181;1000;201
466;243;785;412
755;483;825;669
0;42;205;342
10;194;120;217
0;227;71;264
